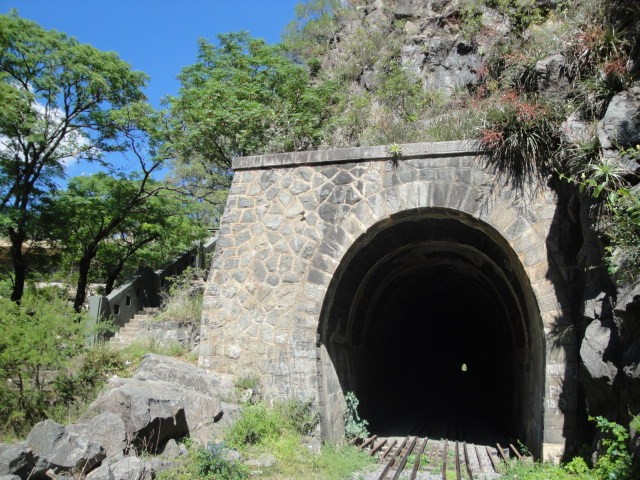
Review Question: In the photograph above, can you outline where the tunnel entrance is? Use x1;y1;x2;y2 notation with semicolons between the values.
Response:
317;208;544;452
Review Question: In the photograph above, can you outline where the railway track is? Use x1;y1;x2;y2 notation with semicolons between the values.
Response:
355;436;531;479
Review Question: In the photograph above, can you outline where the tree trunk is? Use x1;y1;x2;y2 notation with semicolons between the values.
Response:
104;274;117;296
9;228;27;302
104;263;125;296
73;254;93;312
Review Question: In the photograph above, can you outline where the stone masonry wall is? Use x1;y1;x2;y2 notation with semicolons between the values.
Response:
199;140;577;460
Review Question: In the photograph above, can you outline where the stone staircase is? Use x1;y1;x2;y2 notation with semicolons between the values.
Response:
109;308;159;348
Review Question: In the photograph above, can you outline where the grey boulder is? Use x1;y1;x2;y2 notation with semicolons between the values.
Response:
67;412;127;461
81;371;224;448
26;420;105;477
134;353;234;401
0;442;35;478
599;82;640;150
80;378;189;453
86;456;152;480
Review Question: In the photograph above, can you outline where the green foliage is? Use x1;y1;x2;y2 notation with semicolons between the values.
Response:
283;0;343;63
44;172;207;309
499;458;596;479
49;339;190;430
219;398;373;479
321;90;374;147
157;441;248;480
120;338;188;363
54;345;127;406
564;457;593;476
159;438;375;480
0;290;84;436
630;415;640;433
376;61;427;122
387;143;402;158
591;415;632;479
343;391;369;441
234;373;261;393
225;399;318;447
194;442;249;480
276;399;320;436
332;26;389;83
487;48;541;94
559;144;640;279
226;403;283;447
0;12;149;301
566;7;633;118
460;0;547;38
167;31;337;208
422;108;487;142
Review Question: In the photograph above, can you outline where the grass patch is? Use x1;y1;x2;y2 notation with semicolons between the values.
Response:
499;459;597;479
220;400;375;479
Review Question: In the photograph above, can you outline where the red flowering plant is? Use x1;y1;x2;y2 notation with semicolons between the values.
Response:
478;90;563;188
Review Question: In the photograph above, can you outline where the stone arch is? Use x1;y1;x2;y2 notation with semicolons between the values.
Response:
314;206;547;455
306;172;557;457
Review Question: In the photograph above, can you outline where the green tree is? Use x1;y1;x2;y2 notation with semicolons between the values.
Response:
166;31;337;208
0;12;148;301
91;194;209;295
44;169;205;311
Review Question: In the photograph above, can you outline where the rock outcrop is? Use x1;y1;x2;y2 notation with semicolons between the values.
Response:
0;354;231;479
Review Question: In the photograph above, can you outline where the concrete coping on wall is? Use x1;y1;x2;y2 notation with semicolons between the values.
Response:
232;140;485;171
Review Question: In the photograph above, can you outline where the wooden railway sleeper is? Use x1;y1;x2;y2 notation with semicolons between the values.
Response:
380;439;398;462
485;445;500;472
496;443;509;462
409;437;429;480
474;444;484;473
463;442;474;480
370;438;387;457
360;435;378;451
392;436;417;480
442;439;449;480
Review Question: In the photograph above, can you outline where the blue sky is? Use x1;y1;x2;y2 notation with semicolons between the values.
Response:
5;0;301;106
3;0;302;178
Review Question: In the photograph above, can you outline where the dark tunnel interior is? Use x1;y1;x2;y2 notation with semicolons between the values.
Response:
362;260;517;443
318;209;543;448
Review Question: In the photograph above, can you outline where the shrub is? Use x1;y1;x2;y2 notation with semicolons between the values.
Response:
460;0;546;39
591;415;632;479
312;443;376;479
157;441;248;480
225;399;319;448
0;291;84;437
500;458;597;479
226;403;282;447
277;399;319;436
344;391;369;441
53;345;127;406
194;442;249;480
376;61;427;122
560;144;640;280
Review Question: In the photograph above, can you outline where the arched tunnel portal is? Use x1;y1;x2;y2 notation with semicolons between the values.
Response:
318;208;545;453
